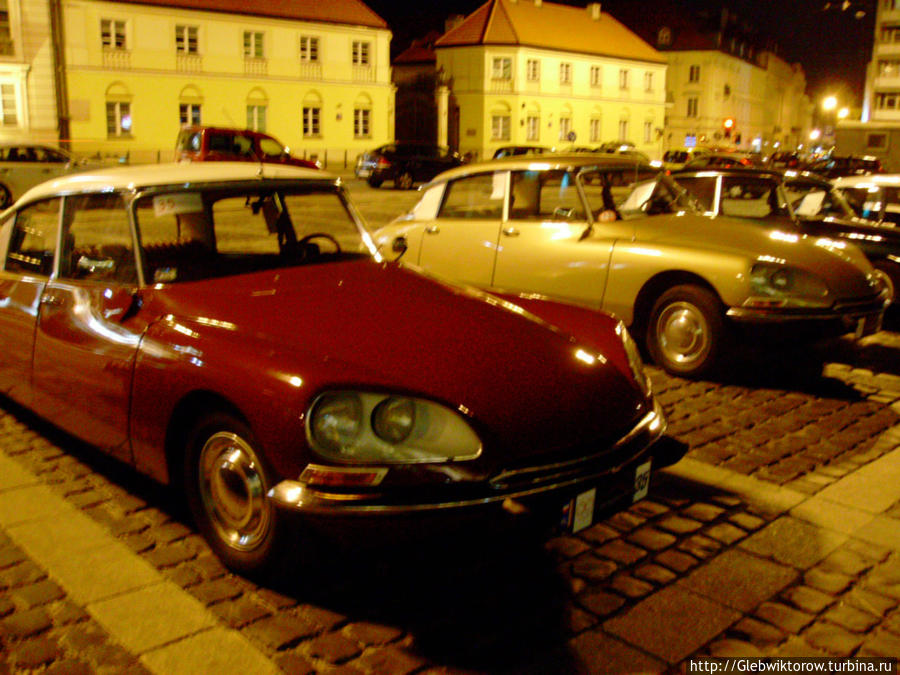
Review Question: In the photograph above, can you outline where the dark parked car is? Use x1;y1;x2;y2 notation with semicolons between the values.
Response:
355;142;463;189
804;155;883;179
175;126;320;169
0;161;682;572
673;166;900;300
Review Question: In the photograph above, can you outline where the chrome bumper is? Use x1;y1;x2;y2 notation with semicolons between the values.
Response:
268;398;669;516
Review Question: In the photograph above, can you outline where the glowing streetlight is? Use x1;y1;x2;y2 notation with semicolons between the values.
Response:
823;96;838;111
838;107;850;120
809;129;822;141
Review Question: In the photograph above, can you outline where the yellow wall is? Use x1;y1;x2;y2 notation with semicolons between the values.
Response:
63;0;394;165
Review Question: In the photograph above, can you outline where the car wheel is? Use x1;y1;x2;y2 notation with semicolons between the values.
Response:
0;184;12;209
874;259;900;305
395;171;414;190
367;176;383;188
646;285;726;377
184;413;279;573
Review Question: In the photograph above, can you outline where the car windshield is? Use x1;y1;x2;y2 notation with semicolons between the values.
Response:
134;183;375;284
576;168;701;219
783;179;856;220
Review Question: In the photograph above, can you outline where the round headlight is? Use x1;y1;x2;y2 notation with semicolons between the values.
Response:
311;393;363;453
771;268;792;290
372;397;415;444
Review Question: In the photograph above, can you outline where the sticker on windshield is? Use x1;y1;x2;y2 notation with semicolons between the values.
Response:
153;193;203;217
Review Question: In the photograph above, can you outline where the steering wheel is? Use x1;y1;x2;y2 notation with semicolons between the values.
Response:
297;233;341;256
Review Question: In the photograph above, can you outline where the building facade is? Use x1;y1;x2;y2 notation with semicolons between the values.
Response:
434;0;668;161
61;0;393;166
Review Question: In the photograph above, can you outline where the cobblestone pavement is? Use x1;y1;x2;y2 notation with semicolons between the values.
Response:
1;179;900;673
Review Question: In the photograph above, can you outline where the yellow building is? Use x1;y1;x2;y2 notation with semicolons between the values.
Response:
434;0;668;161
61;0;393;166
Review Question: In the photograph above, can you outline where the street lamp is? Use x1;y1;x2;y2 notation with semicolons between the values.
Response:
838;107;850;120
823;96;838;112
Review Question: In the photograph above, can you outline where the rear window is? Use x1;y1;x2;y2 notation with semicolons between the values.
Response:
177;131;202;152
208;133;234;153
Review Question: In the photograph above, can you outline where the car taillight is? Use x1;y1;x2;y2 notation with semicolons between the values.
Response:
376;157;391;169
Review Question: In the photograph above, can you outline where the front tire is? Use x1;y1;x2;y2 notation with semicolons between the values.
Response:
367;175;384;188
0;184;12;209
646;285;727;377
184;413;279;574
395;171;414;190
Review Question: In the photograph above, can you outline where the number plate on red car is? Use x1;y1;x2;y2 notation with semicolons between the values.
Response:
562;460;652;533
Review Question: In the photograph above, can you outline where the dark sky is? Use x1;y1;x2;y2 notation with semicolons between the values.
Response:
366;0;876;105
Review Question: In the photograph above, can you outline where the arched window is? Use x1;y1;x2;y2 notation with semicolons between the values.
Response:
525;102;540;142
353;93;372;139
246;87;268;132
490;101;511;141
105;82;132;137
590;106;603;143
178;84;203;127
302;91;323;138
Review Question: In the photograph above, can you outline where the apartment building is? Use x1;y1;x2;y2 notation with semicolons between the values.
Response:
61;0;393;164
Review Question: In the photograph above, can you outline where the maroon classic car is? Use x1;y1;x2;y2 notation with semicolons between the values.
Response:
0;162;681;572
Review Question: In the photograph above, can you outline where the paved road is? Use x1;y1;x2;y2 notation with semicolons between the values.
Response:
1;178;900;673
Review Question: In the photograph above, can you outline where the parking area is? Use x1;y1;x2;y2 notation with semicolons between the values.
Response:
1;176;900;674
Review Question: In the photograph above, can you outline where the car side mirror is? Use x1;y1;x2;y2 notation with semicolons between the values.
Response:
391;236;408;260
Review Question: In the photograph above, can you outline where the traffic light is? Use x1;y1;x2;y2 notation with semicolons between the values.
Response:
723;117;735;139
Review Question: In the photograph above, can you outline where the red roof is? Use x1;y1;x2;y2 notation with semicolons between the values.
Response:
107;0;388;29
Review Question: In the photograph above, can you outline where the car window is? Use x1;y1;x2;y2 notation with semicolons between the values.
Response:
438;173;505;220
208;133;233;153
259;138;283;157
673;176;717;212
6;198;61;276
33;148;68;163
233;134;254;158
784;181;854;219
510;170;584;220
177;131;202;152
60;193;137;284
135;186;372;284
720;176;785;218
578;168;684;219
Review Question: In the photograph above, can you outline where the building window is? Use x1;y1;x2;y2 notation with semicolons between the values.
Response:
559;116;571;141
0;84;16;126
687;97;698;118
352;41;370;65
300;36;319;62
618;119;628;142
354;108;370;138
644;121;652;143
302;106;320;137
868;133;888;150
590;66;602;87
247;104;266;132
106;101;132;137
175;25;198;54
876;93;899;110
879;59;900;76
491;115;510;141
526;59;540;81
644;72;653;92
179;103;200;126
688;64;700;82
243;31;264;58
0;1;13;55
590;118;601;143
560;62;572;84
883;25;900;43
101;19;126;49
619;69;629;90
526;115;540;141
492;57;512;80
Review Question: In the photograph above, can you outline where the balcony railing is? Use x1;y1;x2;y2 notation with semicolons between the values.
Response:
489;78;514;93
176;53;202;73
244;57;267;76
102;48;131;69
299;61;322;80
352;65;374;82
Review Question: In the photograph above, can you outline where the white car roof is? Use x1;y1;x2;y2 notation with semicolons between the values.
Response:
16;161;335;204
832;173;900;189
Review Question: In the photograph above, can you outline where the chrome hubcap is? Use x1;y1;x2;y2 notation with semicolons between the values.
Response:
656;301;709;366
198;432;270;552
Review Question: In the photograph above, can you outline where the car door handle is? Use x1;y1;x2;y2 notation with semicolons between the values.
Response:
41;293;64;307
502;227;520;237
425;226;440;234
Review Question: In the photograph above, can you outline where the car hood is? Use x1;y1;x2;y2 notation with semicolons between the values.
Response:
629;212;878;299
143;261;651;462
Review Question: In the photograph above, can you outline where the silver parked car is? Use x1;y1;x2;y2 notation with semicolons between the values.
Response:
374;155;889;377
0;143;95;209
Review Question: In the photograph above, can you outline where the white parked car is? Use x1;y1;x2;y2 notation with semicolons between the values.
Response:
0;143;95;209
833;173;900;227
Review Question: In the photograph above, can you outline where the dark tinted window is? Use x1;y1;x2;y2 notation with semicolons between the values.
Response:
6;198;60;275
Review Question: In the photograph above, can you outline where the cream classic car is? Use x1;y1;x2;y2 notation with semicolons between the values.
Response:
374;156;889;377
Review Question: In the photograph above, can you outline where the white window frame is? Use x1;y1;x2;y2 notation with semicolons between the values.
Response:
644;121;652;144
106;101;132;137
491;115;510;141
526;59;540;81
101;19;126;50
300;35;319;62
175;25;198;54
354;108;371;139
526;115;540;141
618;119;628;142
247;104;266;132
559;116;572;141
179;103;201;126
352;41;371;66
302;106;321;137
560;62;572;84
243;31;264;58
689;64;700;82
619;68;629;90
590;118;602;143
687;97;698;118
492;57;512;80
644;72;653;92
590;66;602;88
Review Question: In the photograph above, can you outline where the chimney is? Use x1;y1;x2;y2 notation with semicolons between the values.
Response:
588;3;602;20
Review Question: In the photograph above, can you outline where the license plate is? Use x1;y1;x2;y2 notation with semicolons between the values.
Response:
855;313;882;339
356;168;371;178
562;459;652;533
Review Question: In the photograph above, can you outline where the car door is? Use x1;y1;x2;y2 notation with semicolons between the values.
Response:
31;146;73;184
416;170;506;287
491;168;613;307
0;197;61;405
31;192;143;461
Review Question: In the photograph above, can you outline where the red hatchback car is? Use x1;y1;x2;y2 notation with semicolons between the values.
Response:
176;125;320;169
0;162;682;572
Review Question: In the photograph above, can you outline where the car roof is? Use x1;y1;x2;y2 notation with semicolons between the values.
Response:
674;166;828;183
424;153;652;184
833;173;900;187
17;161;336;203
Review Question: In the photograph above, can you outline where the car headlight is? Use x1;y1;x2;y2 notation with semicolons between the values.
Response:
747;262;831;308
308;391;482;463
616;322;651;397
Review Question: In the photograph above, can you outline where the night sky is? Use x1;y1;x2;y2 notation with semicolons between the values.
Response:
366;0;876;105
